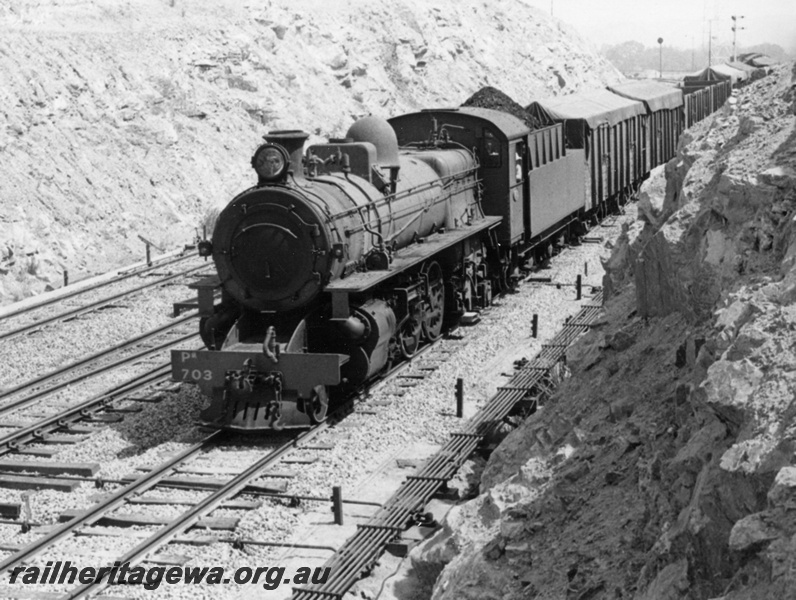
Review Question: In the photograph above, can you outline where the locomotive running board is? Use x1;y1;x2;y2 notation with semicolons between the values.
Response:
326;216;500;319
326;216;501;295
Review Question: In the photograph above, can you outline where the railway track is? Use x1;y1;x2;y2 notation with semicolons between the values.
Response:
0;309;595;598
290;292;604;600
0;316;434;473
60;423;327;600
0;258;213;481
0;260;210;344
0;340;442;599
0;333;429;487
0;362;177;461
0;250;434;493
0;250;196;324
0;322;203;486
0;209;615;598
0;316;199;421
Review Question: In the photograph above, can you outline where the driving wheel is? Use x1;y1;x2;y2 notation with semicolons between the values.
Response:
421;261;445;341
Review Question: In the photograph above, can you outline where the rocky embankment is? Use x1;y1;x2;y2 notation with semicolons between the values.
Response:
412;64;796;599
0;0;621;303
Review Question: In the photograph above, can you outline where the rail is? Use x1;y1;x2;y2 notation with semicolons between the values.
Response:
0;314;196;405
0;251;196;322
0;362;177;457
0;263;209;343
0;330;198;419
62;421;332;600
291;291;603;600
0;431;225;576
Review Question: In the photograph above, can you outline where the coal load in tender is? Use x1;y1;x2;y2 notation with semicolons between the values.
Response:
462;86;542;129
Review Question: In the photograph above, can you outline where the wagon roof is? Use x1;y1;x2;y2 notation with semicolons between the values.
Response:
748;55;777;67
607;80;683;112
725;61;764;75
526;89;646;129
684;64;748;84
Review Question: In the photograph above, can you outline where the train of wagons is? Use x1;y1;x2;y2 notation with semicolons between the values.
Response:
171;76;734;431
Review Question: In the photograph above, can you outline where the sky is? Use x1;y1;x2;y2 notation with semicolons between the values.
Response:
519;0;796;54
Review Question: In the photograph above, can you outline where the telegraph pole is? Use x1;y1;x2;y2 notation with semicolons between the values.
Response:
708;20;712;66
731;15;745;61
657;37;663;78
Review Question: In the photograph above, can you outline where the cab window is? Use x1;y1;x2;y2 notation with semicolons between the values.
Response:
513;142;526;182
482;129;501;168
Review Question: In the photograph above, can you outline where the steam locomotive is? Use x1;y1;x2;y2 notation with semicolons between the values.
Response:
172;79;731;431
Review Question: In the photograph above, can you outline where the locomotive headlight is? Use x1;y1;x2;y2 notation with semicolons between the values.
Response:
251;143;289;183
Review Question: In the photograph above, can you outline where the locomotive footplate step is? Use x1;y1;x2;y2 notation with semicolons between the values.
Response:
172;299;199;317
173;287;219;317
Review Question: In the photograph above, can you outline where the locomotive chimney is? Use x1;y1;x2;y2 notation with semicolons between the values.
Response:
264;130;309;181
